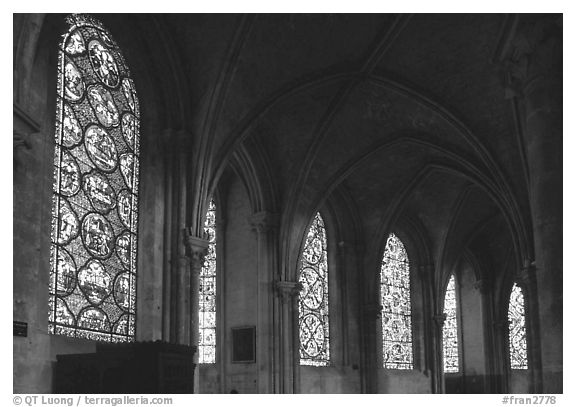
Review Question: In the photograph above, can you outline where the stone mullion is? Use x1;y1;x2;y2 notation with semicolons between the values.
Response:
249;211;280;393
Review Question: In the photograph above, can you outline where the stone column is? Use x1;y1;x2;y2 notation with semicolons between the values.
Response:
432;313;447;394
249;211;280;393
275;280;302;393
418;264;436;391
362;302;382;393
516;262;540;393
493;318;509;392
505;15;562;392
474;279;501;393
184;231;209;393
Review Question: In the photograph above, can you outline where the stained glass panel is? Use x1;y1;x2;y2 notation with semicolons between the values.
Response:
199;199;217;363
442;275;459;373
299;213;330;366
49;14;139;342
381;233;413;369
508;283;528;369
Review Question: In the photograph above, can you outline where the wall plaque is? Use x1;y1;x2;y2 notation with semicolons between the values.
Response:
231;326;255;363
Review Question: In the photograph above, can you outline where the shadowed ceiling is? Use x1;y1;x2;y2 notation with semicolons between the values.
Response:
75;13;532;277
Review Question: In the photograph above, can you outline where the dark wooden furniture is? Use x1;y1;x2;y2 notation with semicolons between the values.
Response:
54;341;196;393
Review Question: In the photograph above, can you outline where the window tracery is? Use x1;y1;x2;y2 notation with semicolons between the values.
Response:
381;233;413;369
49;14;140;342
442;275;459;373
199;199;217;363
508;283;528;369
298;213;330;366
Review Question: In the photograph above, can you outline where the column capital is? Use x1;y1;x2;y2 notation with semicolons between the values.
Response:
363;302;383;321
249;211;279;234
433;313;446;328
516;260;536;287
500;15;562;99
473;279;491;295
275;280;302;304
183;228;209;271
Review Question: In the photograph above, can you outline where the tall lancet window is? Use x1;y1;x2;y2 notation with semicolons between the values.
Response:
199;198;217;363
508;283;528;369
442;275;459;372
49;14;140;341
381;233;413;369
299;212;330;366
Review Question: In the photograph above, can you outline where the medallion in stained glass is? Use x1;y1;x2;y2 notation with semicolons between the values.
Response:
50;14;140;342
299;213;330;366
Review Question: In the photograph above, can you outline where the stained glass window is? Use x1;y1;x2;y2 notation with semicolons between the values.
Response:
49;14;140;342
508;283;528;369
299;213;330;366
442;275;459;373
381;233;413;369
199;199;217;363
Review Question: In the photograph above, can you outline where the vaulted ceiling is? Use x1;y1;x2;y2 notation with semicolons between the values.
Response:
27;13;532;279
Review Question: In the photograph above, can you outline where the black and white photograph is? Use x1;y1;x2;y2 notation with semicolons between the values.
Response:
12;6;567;400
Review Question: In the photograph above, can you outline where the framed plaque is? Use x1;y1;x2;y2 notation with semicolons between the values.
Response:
231;326;256;363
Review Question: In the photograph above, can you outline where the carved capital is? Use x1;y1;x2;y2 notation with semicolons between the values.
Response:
501;15;562;99
363;302;383;321
473;279;491;295
517;261;536;287
275;280;302;304
248;211;279;234
433;313;446;328
183;228;209;272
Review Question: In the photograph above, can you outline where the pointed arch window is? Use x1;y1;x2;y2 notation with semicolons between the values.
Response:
298;212;330;366
199;198;217;363
380;233;413;369
442;275;459;372
508;283;528;369
49;14;140;341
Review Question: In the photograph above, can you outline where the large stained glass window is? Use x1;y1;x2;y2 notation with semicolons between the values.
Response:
49;14;140;342
299;213;330;366
199;199;217;363
508;283;528;369
381;233;413;369
442;275;459;372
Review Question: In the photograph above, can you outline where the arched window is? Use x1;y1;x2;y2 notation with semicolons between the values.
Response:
298;212;330;366
381;233;413;369
442;275;459;372
508;283;528;369
199;198;217;363
49;14;140;342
